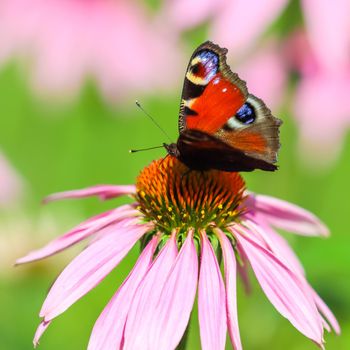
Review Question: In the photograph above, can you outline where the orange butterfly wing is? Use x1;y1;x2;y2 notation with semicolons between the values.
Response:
186;73;245;133
179;42;247;134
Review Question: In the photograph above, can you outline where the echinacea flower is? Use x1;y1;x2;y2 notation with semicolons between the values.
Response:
0;0;180;103
288;0;350;166
17;157;339;349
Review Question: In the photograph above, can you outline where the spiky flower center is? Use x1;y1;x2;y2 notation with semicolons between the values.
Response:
136;156;246;234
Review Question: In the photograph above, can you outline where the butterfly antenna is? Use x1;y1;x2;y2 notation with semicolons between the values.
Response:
135;100;172;142
129;145;164;153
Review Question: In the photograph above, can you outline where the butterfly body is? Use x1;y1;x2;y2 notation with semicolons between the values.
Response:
165;41;282;172
165;130;276;172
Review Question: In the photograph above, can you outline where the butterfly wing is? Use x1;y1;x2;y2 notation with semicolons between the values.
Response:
178;41;281;170
216;94;281;165
177;129;278;172
179;41;248;134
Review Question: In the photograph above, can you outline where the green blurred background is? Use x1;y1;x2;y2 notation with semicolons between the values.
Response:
0;1;349;349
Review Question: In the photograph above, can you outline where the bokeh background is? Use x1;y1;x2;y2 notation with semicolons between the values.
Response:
0;0;349;349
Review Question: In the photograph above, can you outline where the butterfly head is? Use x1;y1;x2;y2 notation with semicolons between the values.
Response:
163;143;180;158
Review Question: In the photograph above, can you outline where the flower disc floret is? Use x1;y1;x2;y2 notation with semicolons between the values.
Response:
136;156;246;234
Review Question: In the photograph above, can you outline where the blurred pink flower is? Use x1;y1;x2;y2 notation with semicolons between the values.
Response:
237;41;286;109
290;0;350;165
0;0;180;103
301;0;350;74
17;157;339;349
0;151;22;207
293;68;350;165
163;0;288;56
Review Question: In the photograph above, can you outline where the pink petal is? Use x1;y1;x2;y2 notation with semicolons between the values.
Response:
147;232;198;349
39;223;150;321
198;232;227;350
88;217;141;244
33;320;51;348
312;290;341;335
242;218;340;335
246;193;329;236
123;233;178;349
233;226;324;346
217;229;242;350
43;184;136;203
243;217;305;276
15;204;140;264
88;236;158;350
237;255;252;295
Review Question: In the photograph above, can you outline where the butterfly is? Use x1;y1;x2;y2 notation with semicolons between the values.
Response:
164;41;282;172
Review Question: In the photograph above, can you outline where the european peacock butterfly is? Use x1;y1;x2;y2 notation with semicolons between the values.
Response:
164;41;282;172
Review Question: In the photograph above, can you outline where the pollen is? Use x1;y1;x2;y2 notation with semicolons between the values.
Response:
136;156;246;233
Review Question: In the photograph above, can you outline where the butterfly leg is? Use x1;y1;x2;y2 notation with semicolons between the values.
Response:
180;168;192;184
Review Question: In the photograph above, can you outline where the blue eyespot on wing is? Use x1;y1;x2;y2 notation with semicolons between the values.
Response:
235;103;256;125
